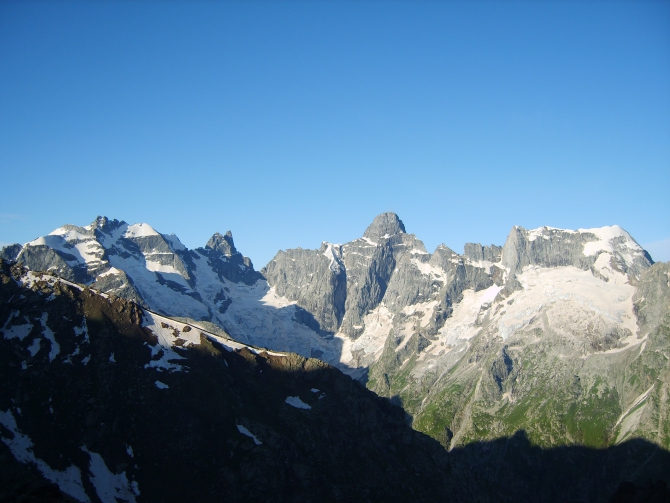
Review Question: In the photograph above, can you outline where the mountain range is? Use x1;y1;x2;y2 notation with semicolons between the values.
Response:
2;213;669;501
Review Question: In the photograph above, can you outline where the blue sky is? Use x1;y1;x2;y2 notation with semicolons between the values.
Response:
1;1;669;266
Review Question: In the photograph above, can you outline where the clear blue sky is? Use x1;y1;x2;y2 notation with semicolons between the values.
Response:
1;1;669;266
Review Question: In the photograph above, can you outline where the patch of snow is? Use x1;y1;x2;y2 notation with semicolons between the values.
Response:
322;243;343;273
124;223;159;238
357;237;377;246
49;227;91;242
37;313;60;362
615;385;655;444
526;226;577;242
339;306;394;368
311;388;320;393
411;258;445;278
515;265;638;340
236;424;262;445
141;313;190;372
18;271;84;293
108;353;116;363
72;241;105;266
218;280;341;363
98;267;122;278
591;252;631;286
0;410;90;502
402;300;439;330
465;259;496;271
27;338;41;357
580;225;641;257
155;381;169;389
84;447;138;503
436;284;503;346
615;385;654;429
142;311;288;369
25;234;91;266
285;396;311;409
74;322;90;344
3;321;33;341
143;259;188;281
107;252;207;321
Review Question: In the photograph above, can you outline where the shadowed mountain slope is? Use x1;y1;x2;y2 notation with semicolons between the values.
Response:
0;259;451;503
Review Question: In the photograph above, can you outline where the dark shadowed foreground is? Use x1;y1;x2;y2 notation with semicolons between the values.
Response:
0;260;668;503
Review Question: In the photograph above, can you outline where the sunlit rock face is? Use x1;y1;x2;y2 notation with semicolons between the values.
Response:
263;215;669;456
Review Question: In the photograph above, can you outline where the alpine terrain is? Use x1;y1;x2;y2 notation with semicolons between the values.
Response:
2;213;670;501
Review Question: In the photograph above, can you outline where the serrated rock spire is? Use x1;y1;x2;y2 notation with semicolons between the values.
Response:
206;230;237;257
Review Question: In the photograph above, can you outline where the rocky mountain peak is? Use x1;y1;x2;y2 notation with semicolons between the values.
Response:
206;231;237;256
363;212;406;241
90;215;125;233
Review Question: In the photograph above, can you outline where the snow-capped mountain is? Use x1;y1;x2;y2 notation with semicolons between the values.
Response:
1;216;343;362
3;213;669;454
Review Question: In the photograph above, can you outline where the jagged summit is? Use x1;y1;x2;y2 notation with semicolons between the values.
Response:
90;215;126;232
0;217;265;329
206;230;237;256
363;212;406;240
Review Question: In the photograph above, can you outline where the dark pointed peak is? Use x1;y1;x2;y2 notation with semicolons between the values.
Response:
91;216;125;233
206;231;237;256
363;212;406;241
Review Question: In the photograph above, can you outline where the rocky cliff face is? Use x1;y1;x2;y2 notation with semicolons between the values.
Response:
262;213;417;337
263;212;503;342
262;244;346;335
261;213;669;454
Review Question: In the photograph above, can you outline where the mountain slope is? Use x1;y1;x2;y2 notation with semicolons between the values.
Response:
0;259;455;502
2;260;669;503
